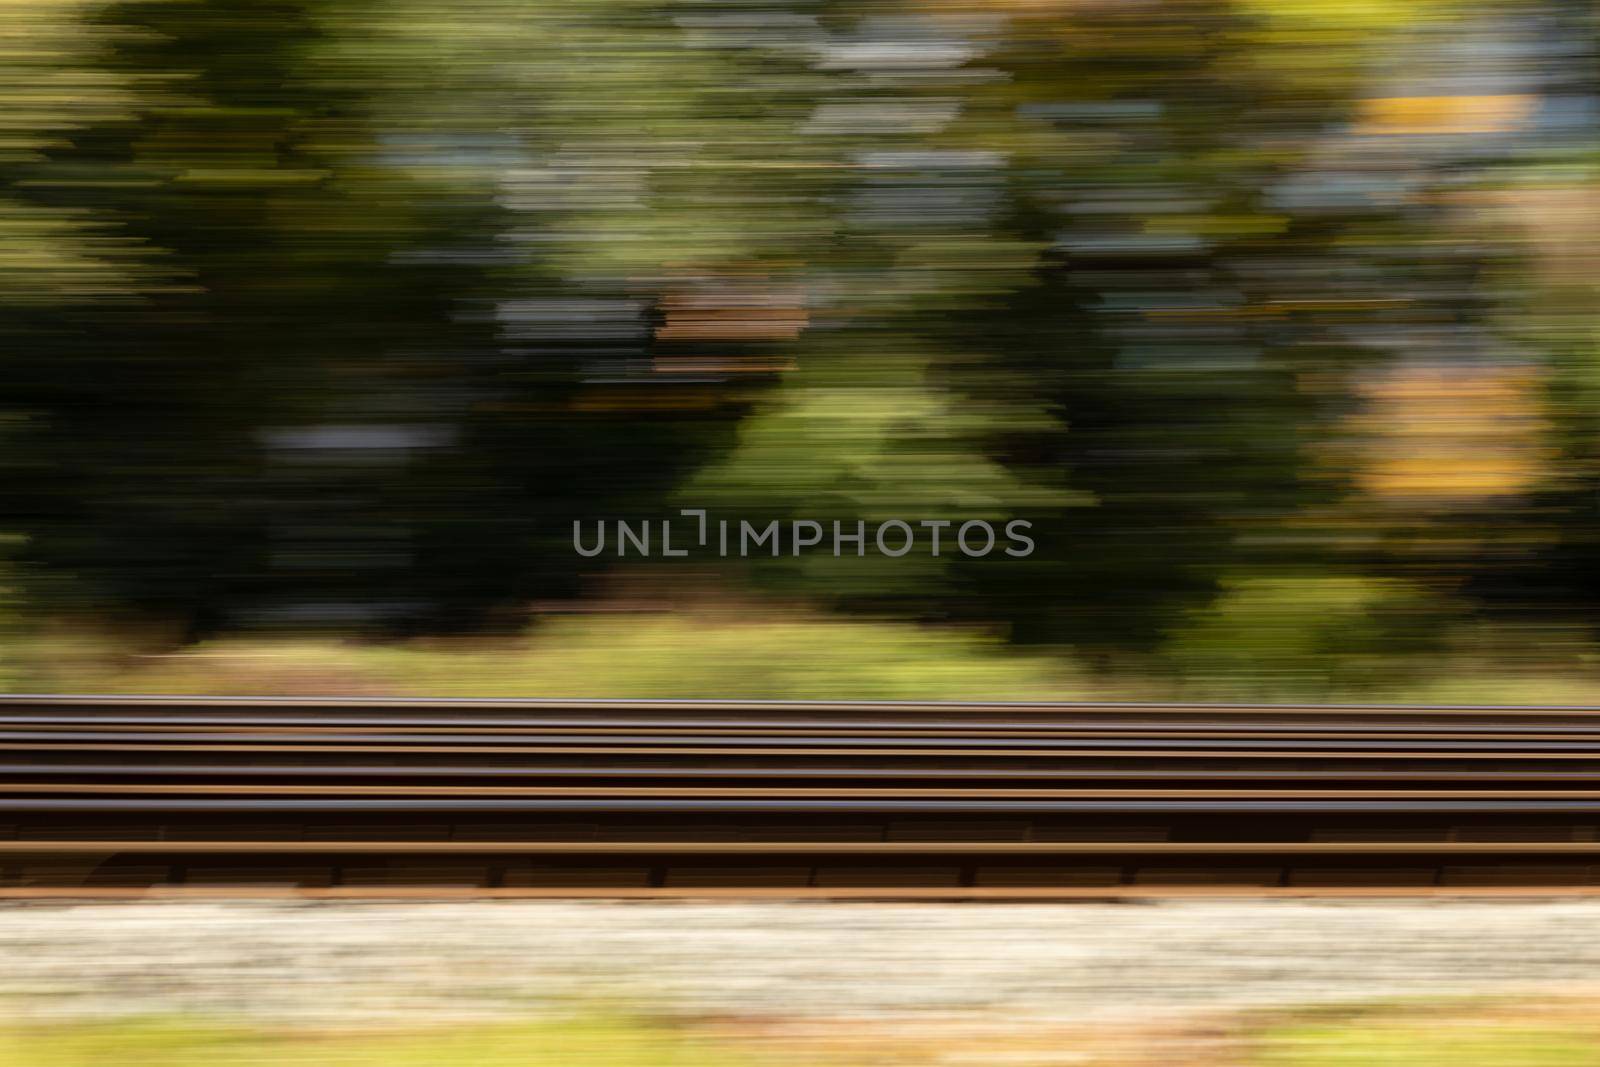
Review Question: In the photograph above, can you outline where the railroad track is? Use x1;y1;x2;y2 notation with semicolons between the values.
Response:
5;695;1600;896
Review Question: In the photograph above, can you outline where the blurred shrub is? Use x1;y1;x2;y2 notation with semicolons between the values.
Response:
1163;574;1449;698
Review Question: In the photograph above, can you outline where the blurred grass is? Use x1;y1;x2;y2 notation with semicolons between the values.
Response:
1255;1015;1600;1067
1257;1024;1600;1067
22;613;1090;700
14;602;1600;704
8;1002;1600;1067
0;1016;759;1067
15;608;1600;703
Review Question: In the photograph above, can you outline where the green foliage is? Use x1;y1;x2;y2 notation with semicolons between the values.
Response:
1164;574;1447;696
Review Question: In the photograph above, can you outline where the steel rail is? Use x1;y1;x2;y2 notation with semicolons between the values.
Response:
2;840;1600;854
4;886;1600;900
5;797;1600;811
11;694;1600;716
0;764;1597;781
11;784;1600;798
13;716;1600;736
24;731;1600;748
9;743;1600;761
16;727;1600;745
14;721;1600;743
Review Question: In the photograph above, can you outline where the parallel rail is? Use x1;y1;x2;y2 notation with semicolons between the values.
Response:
3;696;1600;894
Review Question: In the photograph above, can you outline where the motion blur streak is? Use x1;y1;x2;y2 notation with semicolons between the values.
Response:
1;0;1597;700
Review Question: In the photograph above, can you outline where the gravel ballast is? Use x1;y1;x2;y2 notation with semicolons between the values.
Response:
0;900;1598;1022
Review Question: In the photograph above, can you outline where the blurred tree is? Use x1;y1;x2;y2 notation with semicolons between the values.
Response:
0;0;1578;684
1457;0;1600;635
922;0;1448;649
